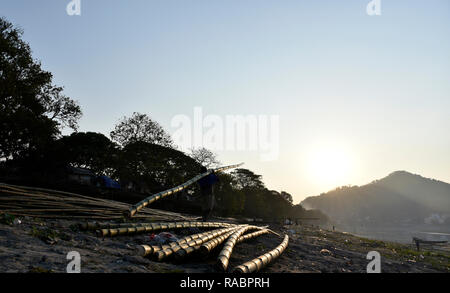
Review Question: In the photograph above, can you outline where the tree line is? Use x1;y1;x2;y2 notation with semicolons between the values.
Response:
0;17;327;222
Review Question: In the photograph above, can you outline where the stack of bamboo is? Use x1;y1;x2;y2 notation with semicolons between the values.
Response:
118;162;289;272
0;182;289;273
0;183;195;221
92;220;289;273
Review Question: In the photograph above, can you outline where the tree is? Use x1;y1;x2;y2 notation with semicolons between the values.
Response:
214;173;245;216
55;132;118;175
114;141;200;191
231;168;265;190
280;191;293;204
110;112;174;148
41;85;82;131
0;17;82;160
188;147;220;168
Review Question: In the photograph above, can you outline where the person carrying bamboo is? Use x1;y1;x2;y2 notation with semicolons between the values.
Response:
197;166;219;222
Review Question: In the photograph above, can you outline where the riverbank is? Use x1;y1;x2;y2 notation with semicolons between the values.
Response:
0;215;448;273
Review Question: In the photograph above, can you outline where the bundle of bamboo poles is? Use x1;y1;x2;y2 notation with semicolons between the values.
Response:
0;182;289;272
0;183;195;221
128;163;244;217
137;225;238;258
132;221;288;272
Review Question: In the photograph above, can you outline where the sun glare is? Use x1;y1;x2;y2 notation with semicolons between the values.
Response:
307;145;354;190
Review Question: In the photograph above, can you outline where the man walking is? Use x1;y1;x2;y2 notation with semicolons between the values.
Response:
197;166;219;222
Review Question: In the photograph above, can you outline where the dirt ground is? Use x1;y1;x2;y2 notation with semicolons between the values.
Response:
0;216;449;273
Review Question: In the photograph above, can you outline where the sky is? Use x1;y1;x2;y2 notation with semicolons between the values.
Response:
1;0;449;203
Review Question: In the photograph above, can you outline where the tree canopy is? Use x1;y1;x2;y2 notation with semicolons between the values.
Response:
188;147;220;168
114;141;200;191
110;112;173;148
55;132;118;176
231;168;265;190
0;17;82;161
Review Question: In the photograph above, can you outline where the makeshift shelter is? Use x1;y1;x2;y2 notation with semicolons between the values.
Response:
97;176;121;189
66;166;95;186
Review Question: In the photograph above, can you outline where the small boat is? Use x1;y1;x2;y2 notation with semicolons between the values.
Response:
412;237;448;244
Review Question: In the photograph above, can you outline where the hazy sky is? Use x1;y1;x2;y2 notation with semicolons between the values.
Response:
2;0;449;203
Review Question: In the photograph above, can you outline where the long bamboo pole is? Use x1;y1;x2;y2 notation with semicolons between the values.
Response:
232;234;289;273
216;225;254;272
127;163;243;217
236;229;270;244
96;221;236;237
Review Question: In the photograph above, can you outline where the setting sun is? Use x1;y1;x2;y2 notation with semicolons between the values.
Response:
307;145;354;190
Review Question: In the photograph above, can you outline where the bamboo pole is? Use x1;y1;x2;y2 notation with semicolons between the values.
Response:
236;229;270;244
232;234;289;273
216;225;254;272
128;163;243;217
96;221;236;237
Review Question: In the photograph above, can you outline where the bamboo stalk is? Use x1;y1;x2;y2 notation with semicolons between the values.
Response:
173;245;201;261
216;225;254;272
232;234;289;273
96;221;236;237
236;229;270;244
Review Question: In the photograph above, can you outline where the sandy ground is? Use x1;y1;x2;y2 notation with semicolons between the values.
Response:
0;216;449;273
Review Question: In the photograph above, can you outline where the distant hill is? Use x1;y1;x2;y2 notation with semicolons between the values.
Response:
301;171;450;227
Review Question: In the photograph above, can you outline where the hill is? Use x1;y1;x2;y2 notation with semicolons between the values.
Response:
301;171;450;240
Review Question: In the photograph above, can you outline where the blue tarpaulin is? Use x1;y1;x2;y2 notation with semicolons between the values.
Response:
99;176;121;189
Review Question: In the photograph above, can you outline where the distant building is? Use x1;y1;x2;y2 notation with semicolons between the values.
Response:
66;166;95;185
